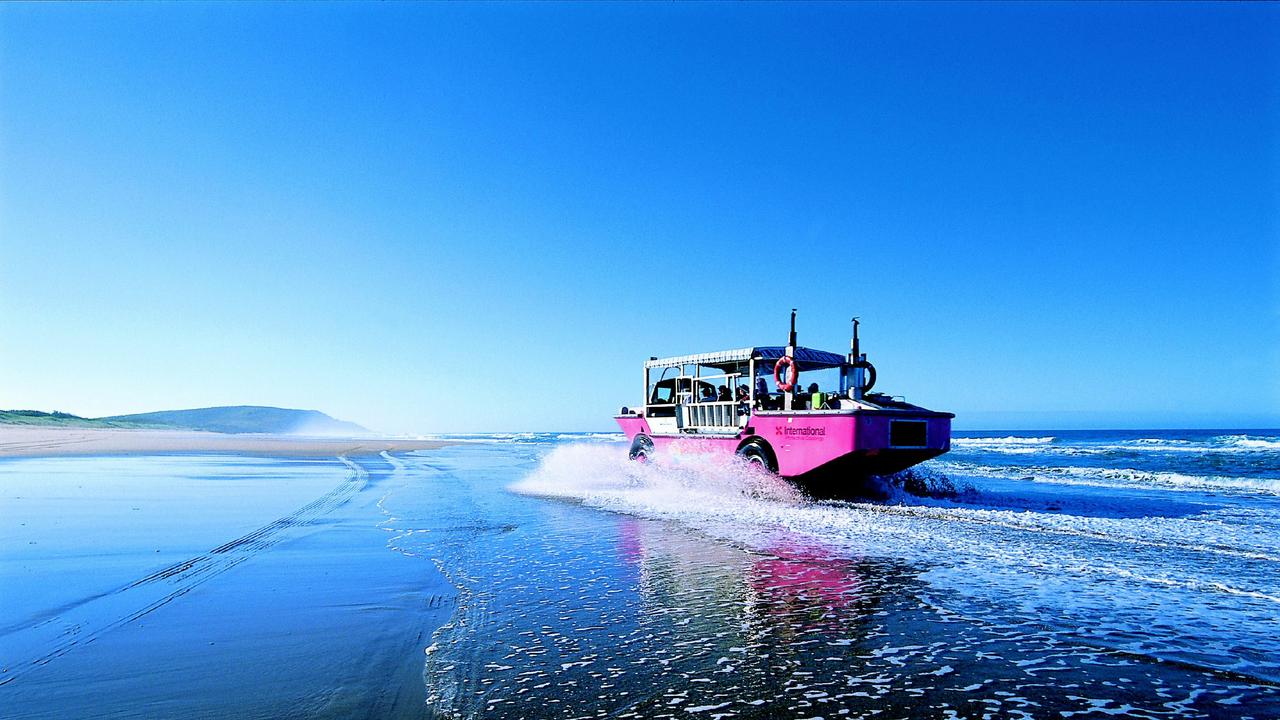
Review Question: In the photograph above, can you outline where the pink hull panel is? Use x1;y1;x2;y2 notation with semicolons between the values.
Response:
752;414;951;476
749;415;857;477
614;412;951;478
615;416;652;438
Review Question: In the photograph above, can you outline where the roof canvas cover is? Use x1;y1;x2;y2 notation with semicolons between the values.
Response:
645;346;847;371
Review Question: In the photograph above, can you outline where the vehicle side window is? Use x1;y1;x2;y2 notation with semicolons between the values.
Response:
650;381;675;404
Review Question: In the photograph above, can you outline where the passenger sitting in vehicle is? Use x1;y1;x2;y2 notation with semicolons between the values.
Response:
793;386;809;410
700;386;717;403
808;382;823;410
717;385;731;401
735;385;750;415
755;377;773;410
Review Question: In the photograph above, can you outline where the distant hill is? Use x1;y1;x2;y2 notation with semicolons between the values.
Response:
103;406;369;435
0;410;160;429
1;406;369;435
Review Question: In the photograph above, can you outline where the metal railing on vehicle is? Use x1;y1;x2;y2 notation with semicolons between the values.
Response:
684;401;740;431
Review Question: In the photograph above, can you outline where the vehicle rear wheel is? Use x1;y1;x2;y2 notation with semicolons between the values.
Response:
629;435;654;463
737;441;777;473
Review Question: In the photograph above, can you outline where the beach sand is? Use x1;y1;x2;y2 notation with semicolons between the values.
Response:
0;425;445;458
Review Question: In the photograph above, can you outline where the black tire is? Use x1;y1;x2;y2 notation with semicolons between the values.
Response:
737;440;777;473
629;434;654;462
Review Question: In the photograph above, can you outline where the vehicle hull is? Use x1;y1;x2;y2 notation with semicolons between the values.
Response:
615;410;951;482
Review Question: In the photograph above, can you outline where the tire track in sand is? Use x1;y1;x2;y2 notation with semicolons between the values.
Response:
0;457;370;686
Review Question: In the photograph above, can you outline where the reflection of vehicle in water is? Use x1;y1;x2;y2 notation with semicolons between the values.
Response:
748;542;870;635
617;517;883;641
615;312;953;491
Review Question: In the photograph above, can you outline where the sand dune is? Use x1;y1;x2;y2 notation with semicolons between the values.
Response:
0;425;444;458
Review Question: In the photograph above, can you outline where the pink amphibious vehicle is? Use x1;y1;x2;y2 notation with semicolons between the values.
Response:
615;312;953;494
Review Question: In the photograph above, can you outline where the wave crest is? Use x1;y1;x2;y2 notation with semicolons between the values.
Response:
1217;435;1280;451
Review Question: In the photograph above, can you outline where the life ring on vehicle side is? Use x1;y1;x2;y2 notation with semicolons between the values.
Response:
774;356;798;392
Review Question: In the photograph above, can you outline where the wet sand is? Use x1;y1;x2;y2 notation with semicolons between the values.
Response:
0;425;445;458
0;453;453;718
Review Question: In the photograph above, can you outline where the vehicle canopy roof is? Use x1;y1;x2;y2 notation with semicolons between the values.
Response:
644;346;847;373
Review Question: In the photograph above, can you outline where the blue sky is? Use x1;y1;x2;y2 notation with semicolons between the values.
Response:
1;2;1276;433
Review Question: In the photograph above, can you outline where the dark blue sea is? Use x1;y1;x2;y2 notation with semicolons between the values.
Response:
2;429;1278;718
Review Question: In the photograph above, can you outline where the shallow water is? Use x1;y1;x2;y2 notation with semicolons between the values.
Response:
437;433;1280;719
0;453;452;718
2;430;1279;718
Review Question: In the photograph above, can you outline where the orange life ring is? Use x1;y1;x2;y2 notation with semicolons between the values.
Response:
773;356;798;392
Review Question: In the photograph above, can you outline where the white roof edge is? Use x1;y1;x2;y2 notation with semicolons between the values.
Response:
644;347;756;369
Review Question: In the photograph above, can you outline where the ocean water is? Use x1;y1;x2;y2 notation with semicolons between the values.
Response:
2;429;1279;718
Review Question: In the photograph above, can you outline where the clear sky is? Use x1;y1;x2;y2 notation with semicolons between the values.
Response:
1;2;1276;433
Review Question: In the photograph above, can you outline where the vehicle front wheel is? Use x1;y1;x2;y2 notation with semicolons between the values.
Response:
629;435;654;463
737;441;777;473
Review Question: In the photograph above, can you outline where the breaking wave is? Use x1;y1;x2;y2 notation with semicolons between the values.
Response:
953;435;1056;445
1219;434;1280;451
420;432;625;445
933;460;1280;496
554;432;627;442
950;432;1280;461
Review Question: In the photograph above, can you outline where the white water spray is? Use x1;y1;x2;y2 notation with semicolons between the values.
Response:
510;441;804;515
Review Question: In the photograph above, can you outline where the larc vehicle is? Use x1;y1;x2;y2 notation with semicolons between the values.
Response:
615;312;953;488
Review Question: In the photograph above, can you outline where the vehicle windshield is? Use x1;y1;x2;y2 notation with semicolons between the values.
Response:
647;362;750;406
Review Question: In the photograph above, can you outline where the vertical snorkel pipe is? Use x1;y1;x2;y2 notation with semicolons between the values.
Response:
783;308;797;411
848;316;876;401
850;317;860;363
787;308;797;355
850;317;863;400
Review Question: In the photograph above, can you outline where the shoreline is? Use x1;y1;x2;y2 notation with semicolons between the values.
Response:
0;425;447;458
